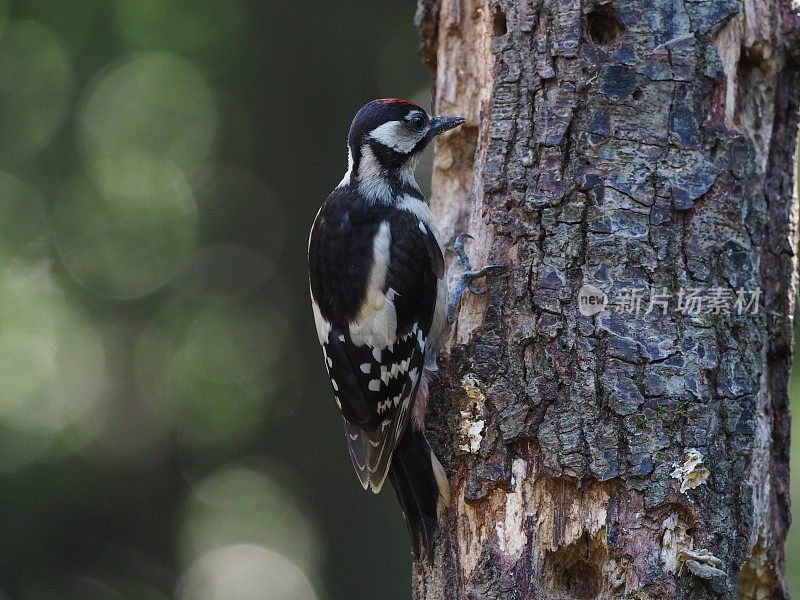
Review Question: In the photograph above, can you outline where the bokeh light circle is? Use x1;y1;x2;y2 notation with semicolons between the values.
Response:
177;466;322;574
136;301;287;448
78;51;216;195
0;19;72;164
177;545;317;600
0;259;107;469
53;163;198;299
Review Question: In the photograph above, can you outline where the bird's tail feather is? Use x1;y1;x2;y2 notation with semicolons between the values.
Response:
388;427;449;561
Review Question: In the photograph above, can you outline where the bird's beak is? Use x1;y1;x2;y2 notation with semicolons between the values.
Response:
428;115;465;137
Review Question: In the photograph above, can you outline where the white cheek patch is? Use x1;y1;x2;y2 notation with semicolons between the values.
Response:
369;120;424;154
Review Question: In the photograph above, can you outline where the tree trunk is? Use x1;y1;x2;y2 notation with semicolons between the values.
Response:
416;1;799;598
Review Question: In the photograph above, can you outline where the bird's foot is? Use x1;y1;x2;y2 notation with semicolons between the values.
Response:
447;234;505;323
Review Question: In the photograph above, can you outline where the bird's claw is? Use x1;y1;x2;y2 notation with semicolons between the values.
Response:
461;264;506;295
447;234;506;323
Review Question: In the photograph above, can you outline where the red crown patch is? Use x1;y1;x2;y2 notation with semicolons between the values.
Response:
380;97;414;106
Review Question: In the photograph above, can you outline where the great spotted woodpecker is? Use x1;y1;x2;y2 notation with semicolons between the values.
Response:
308;98;496;560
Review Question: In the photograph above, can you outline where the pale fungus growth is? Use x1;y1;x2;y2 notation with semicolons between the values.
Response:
670;448;710;493
459;374;486;453
679;548;727;580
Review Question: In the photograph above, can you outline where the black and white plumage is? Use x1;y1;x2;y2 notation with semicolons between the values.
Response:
308;98;464;559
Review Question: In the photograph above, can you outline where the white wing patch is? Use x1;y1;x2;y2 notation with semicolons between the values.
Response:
348;221;398;349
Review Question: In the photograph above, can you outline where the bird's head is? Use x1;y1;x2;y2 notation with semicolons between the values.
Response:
339;98;464;198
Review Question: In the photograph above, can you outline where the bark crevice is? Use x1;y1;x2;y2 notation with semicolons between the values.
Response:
418;1;799;598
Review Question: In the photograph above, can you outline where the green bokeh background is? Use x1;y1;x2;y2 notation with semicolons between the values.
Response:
0;2;796;598
0;2;429;598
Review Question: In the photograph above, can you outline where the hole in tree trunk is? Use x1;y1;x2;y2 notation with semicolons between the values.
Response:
586;4;623;46
493;9;507;37
544;533;606;599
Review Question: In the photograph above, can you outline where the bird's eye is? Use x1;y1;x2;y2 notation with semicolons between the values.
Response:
408;114;426;130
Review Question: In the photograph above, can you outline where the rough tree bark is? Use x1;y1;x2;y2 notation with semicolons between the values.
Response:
416;0;800;598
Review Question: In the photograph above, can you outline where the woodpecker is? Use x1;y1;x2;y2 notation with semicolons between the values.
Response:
308;98;495;560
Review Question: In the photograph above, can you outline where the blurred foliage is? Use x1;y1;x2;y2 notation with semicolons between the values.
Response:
0;1;429;598
0;1;797;598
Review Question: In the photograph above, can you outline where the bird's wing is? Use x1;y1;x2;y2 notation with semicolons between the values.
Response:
309;204;443;492
337;325;423;492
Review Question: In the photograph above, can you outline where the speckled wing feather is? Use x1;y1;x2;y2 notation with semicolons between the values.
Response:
309;197;443;492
